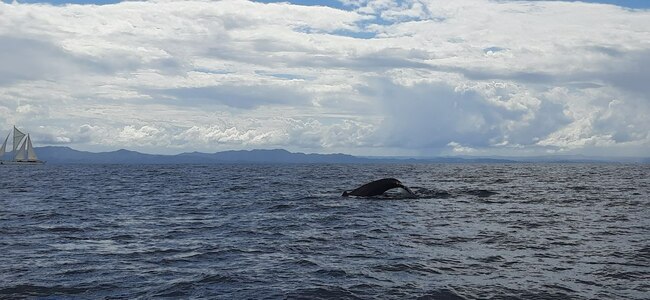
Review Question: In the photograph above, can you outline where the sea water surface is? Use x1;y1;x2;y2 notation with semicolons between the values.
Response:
1;164;648;299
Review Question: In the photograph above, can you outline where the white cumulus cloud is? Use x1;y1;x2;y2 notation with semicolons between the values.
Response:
0;0;647;156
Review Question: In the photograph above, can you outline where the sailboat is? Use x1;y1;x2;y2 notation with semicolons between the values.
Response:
0;126;45;165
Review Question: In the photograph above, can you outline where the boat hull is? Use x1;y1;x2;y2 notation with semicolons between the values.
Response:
0;160;45;165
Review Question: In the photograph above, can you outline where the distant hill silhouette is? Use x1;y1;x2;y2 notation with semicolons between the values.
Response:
31;146;648;164
33;146;520;164
34;147;371;164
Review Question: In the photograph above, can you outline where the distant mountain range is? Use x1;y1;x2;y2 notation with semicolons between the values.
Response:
30;146;649;164
32;146;514;164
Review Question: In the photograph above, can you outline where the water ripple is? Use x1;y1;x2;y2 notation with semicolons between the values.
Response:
0;163;648;299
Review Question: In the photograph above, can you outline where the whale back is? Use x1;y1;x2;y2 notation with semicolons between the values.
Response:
344;178;405;197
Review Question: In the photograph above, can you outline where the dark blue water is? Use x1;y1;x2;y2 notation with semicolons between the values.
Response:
1;164;649;299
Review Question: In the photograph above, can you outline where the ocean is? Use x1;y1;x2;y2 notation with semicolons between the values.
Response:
1;164;648;299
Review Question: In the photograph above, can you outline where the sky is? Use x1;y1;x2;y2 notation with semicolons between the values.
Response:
0;0;648;156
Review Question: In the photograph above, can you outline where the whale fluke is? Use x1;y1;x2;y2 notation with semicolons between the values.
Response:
342;178;416;197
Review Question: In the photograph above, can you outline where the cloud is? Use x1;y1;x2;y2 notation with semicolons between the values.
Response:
596;50;650;96
0;0;647;156
536;86;650;155
60;117;379;154
364;77;569;152
148;82;313;109
0;36;93;85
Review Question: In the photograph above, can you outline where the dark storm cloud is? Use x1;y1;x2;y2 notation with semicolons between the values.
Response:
364;79;508;148
364;78;569;149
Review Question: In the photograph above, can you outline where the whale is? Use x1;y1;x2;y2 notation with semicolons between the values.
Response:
342;178;416;197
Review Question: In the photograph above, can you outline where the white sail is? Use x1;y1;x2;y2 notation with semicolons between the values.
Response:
26;134;38;161
1;126;44;164
0;132;8;158
14;135;27;161
13;126;25;153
